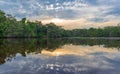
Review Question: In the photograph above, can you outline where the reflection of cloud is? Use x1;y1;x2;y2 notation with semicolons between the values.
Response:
0;44;120;74
41;45;119;56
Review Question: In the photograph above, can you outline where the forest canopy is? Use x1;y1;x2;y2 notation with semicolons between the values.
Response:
0;10;120;38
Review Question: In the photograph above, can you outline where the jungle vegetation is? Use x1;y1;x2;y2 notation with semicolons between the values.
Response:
0;10;120;38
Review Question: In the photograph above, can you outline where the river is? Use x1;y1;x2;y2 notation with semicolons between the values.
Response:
0;38;120;74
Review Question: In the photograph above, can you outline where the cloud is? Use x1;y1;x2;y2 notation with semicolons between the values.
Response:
0;0;120;29
106;7;120;16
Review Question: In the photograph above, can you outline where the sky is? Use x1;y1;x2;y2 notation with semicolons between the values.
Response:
0;0;120;29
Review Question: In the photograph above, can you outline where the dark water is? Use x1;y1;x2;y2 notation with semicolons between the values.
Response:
0;38;120;74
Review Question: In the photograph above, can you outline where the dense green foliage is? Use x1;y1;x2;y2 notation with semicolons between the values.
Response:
0;10;120;38
0;10;65;38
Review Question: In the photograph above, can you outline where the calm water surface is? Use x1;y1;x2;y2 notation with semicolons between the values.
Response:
0;38;120;74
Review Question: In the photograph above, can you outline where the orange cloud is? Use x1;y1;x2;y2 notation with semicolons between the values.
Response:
40;18;120;29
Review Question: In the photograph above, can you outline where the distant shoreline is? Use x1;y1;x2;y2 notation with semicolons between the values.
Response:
62;37;120;39
0;37;120;39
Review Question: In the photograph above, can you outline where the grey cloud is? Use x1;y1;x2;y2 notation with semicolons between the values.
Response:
0;0;120;23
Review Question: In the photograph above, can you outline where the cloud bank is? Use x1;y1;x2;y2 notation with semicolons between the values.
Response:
0;0;120;29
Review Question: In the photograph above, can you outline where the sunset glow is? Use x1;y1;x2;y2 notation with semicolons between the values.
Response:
51;18;64;23
41;45;118;57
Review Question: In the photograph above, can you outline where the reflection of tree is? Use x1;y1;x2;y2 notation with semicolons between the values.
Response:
0;39;46;65
0;38;120;65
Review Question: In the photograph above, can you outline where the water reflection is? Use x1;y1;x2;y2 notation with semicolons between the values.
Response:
0;38;120;74
41;45;119;56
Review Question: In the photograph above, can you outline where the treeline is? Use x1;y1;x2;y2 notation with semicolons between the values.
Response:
0;10;120;38
69;26;120;37
0;10;66;38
